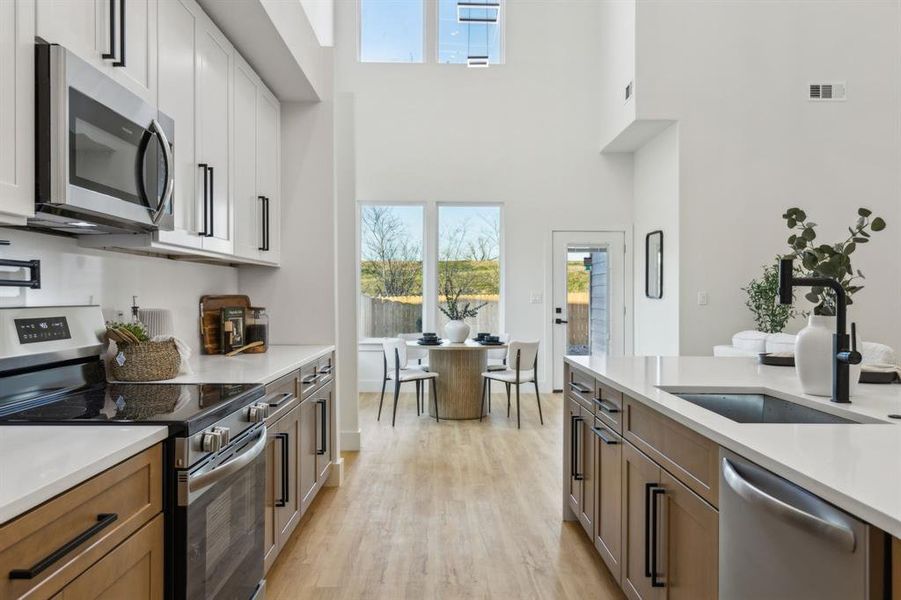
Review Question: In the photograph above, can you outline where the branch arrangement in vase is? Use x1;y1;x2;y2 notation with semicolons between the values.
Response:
782;207;886;316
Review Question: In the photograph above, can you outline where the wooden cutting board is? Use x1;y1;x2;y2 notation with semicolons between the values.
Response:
199;294;251;355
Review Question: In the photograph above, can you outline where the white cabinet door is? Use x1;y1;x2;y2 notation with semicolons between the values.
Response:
35;0;99;63
196;24;232;254
232;58;260;260
155;0;202;249
256;87;280;264
0;0;35;225
36;0;156;103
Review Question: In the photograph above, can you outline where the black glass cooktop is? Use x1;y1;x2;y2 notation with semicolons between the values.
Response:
0;381;264;435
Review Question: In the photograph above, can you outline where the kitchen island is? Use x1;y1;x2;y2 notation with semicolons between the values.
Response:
563;354;901;599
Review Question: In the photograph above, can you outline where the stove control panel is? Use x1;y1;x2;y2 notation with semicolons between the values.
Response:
14;316;71;344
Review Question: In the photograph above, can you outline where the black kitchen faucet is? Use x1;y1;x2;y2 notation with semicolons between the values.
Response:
777;258;861;403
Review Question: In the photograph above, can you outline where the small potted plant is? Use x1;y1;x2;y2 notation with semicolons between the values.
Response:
742;261;797;334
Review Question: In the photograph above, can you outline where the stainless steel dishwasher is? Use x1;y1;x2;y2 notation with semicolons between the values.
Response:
719;450;885;599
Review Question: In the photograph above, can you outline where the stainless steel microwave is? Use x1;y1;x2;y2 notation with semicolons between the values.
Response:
33;43;174;234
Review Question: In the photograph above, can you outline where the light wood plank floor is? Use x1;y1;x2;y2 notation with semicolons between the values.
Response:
266;391;624;600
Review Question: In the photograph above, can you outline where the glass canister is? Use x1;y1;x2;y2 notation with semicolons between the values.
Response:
244;307;269;353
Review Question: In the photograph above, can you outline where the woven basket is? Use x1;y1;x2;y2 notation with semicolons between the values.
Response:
110;340;181;382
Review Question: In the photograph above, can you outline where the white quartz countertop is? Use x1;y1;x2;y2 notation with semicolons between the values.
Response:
155;344;335;385
565;355;901;538
0;425;167;524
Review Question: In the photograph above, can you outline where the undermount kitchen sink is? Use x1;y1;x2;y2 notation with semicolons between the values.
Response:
671;392;861;424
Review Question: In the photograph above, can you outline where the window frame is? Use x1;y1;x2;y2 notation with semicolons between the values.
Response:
435;0;506;66
357;0;427;64
356;201;505;342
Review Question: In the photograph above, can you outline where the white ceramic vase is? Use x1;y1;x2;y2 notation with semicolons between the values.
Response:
444;320;470;343
795;315;861;397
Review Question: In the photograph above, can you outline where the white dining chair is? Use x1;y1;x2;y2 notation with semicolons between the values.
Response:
480;340;542;429
484;333;510;413
379;338;440;427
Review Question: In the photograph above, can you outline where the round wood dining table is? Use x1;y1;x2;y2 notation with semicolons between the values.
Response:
406;339;508;420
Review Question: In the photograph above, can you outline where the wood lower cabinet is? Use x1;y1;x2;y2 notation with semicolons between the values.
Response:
592;419;623;585
657;471;718;599
52;514;164;600
299;395;320;510
314;381;334;483
622;441;662;600
264;400;302;573
564;363;719;600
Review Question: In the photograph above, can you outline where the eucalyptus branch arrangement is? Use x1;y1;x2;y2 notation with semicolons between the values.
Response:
743;262;797;333
439;294;486;321
782;207;886;316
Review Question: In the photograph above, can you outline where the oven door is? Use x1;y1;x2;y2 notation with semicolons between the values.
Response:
37;45;174;231
176;425;266;600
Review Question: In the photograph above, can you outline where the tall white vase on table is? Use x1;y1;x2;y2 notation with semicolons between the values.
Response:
795;315;860;397
445;320;470;343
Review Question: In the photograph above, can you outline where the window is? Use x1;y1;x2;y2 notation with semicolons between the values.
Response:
359;205;424;336
438;0;502;65
437;205;501;333
359;0;424;63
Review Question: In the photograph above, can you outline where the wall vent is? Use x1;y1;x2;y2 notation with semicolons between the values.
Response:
625;81;633;102
809;82;846;101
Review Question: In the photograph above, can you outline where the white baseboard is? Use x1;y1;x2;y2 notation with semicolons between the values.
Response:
340;428;361;451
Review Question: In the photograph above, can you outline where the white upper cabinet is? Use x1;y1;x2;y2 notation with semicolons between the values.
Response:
156;0;202;249
0;0;35;225
233;54;281;265
195;24;233;254
36;0;157;104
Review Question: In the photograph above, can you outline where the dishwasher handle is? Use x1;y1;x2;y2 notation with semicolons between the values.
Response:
722;457;856;552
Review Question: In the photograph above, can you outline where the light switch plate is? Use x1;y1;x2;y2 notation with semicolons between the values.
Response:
697;291;709;306
530;292;543;304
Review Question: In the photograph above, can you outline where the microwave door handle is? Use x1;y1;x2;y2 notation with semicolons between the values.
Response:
101;0;116;60
149;119;173;225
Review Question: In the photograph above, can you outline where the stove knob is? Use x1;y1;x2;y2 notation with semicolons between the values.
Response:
212;426;230;446
200;430;222;453
247;402;269;423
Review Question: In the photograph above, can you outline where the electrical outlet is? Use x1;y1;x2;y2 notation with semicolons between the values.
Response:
530;292;543;304
697;291;709;306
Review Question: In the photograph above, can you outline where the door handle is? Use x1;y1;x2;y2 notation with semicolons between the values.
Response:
207;166;215;237
112;0;126;67
594;398;620;414
258;196;267;251
198;164;208;236
555;318;568;324
570;415;583;480
275;432;289;507
590;426;618;445
265;197;271;251
316;399;328;455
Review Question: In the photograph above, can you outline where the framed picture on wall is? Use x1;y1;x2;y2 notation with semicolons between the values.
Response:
646;230;663;299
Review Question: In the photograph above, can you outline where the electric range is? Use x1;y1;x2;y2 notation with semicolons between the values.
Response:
0;306;268;600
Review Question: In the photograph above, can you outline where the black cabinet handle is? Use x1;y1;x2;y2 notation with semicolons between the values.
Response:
644;482;654;577
101;0;116;60
207;166;214;238
258;196;267;251
590;426;618;445
264;197;270;251
112;0;125;67
318;366;332;375
651;487;666;587
302;374;319;385
198;164;208;236
316;399;327;455
266;392;294;408
594;398;620;414
9;513;118;580
275;432;289;507
569;382;591;395
570;415;584;480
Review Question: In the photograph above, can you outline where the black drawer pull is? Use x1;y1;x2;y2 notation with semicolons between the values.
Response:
569;382;591;394
266;392;294;407
651;487;666;587
316;399;327;455
590;426;618;445
111;0;125;67
570;415;584;480
9;513;118;580
318;366;332;375
301;374;319;385
594;398;620;414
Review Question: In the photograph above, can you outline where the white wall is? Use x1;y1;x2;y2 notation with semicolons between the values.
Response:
633;122;679;355
300;0;334;47
336;0;634;391
598;0;636;146
0;228;238;353
619;0;901;355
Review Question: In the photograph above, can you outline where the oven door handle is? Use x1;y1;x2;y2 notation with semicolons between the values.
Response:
189;426;267;493
149;119;174;225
